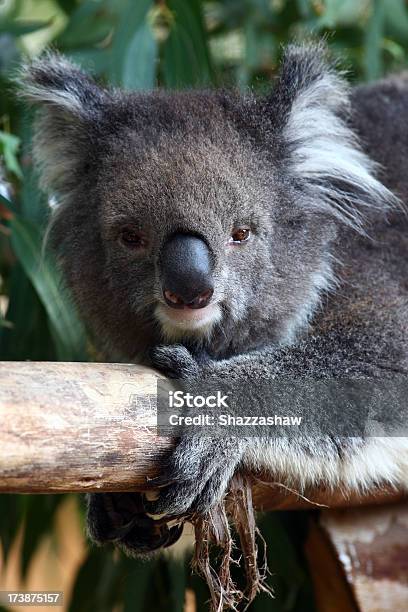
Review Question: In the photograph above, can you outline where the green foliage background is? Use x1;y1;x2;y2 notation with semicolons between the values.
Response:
0;0;407;610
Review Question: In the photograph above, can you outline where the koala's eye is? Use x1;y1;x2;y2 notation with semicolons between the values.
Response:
229;227;251;244
120;228;147;249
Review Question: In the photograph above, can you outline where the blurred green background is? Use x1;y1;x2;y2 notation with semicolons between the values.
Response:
0;0;407;610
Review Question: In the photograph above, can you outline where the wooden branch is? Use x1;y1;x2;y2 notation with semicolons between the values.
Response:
0;362;404;510
0;361;170;493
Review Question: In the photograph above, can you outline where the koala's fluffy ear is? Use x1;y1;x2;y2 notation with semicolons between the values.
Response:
17;53;108;201
270;43;398;230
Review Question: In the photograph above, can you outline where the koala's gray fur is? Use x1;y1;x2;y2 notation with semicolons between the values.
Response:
18;43;408;555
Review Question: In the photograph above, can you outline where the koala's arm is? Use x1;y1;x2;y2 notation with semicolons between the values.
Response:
86;318;408;555
148;274;408;517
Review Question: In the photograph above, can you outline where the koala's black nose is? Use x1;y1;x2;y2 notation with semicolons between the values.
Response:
160;233;214;309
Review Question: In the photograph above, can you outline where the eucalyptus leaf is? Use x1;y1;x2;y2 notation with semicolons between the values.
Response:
0;312;12;328
9;216;87;361
109;0;153;86
122;556;157;612
55;0;79;16
0;192;15;212
21;495;64;577
55;0;114;49
0;19;51;36
0;131;22;179
0;495;24;562
384;0;408;40
69;549;124;612
122;20;157;90
18;119;50;225
64;48;111;76
163;0;213;88
0;265;57;361
364;0;385;81
317;0;365;28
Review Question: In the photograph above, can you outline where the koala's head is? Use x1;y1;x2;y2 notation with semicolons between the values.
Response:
18;45;395;360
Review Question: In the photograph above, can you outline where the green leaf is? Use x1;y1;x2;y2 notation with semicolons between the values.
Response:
163;0;213;88
0;19;51;37
0;265;56;361
69;548;124;612
163;24;195;87
250;513;315;611
383;0;408;40
296;0;315;19
18;118;52;225
109;0;153;86
363;0;385;81
317;0;365;28
55;0;79;16
0;495;24;562
0;313;12;328
122;21;157;90
167;559;187;611
122;556;156;612
55;0;114;49
21;495;64;577
0;192;16;213
64;48;111;76
0;131;22;179
9;216;87;361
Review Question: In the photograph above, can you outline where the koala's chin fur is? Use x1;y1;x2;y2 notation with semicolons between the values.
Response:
18;42;408;555
154;301;223;342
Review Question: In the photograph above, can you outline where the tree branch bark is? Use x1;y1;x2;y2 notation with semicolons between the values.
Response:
0;361;404;510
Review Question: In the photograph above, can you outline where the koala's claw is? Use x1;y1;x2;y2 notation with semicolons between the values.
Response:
149;345;199;379
86;492;183;556
145;467;231;516
144;437;241;516
118;519;184;556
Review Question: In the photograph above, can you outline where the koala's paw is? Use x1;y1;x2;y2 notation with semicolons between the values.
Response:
86;492;183;556
145;438;241;516
149;345;199;379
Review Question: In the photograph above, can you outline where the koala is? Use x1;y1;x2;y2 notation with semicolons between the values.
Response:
19;43;408;556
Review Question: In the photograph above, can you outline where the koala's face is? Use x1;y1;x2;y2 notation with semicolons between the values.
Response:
22;48;391;359
66;111;334;358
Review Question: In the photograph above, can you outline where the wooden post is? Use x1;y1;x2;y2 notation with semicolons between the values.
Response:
305;503;408;611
